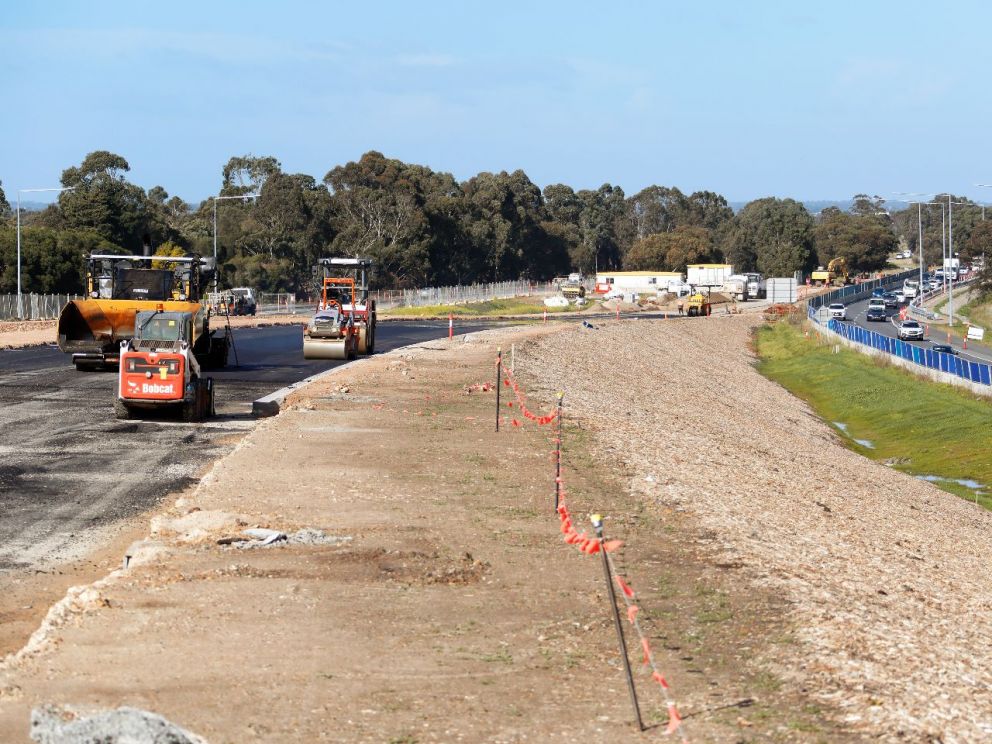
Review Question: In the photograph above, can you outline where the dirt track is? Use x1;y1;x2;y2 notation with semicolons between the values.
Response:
1;316;989;741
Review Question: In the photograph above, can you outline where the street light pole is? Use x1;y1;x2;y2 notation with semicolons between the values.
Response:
208;192;259;292
15;186;75;319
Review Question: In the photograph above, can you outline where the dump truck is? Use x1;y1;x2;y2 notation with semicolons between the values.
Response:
115;309;215;421
303;257;376;360
723;274;750;301
57;253;230;371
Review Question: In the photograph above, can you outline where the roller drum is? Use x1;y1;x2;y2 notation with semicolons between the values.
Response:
303;337;349;360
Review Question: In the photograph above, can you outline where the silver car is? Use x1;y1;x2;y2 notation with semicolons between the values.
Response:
897;320;924;340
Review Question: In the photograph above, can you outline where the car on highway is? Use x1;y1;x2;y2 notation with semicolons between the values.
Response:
897;319;925;340
866;305;887;322
930;343;958;355
871;288;887;298
882;292;898;308
828;302;847;320
895;289;907;303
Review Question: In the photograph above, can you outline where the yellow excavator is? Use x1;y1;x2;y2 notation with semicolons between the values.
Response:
811;257;850;287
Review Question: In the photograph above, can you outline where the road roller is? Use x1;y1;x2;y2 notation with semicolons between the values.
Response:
303;257;376;360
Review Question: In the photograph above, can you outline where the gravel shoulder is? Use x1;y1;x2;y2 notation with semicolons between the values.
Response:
1;316;988;741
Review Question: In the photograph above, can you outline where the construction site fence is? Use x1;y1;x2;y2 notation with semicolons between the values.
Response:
257;293;298;315
0;293;80;321
370;280;554;310
806;270;991;387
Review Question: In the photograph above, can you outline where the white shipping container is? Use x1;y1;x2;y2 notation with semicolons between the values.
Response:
766;277;797;303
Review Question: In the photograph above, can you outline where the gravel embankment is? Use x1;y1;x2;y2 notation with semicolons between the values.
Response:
525;315;992;741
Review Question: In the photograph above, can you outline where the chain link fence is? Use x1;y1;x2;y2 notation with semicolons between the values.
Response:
2;280;552;321
0;293;80;321
370;280;552;310
257;293;297;315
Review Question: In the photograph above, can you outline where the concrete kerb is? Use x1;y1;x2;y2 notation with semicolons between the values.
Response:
250;333;485;417
251;360;359;417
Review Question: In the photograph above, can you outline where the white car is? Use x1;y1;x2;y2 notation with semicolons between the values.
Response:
897;319;924;340
895;290;907;303
828;302;846;320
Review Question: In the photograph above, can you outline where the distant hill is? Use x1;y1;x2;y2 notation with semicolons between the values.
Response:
13;201;53;212
728;199;854;215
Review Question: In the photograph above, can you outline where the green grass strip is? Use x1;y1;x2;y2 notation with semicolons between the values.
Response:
754;321;992;509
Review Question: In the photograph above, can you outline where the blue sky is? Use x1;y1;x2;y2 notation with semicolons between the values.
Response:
3;1;992;205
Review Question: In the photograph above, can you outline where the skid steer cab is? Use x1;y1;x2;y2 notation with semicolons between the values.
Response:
116;310;214;422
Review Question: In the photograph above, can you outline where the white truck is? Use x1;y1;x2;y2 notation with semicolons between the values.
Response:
742;272;766;299
686;263;733;288
903;278;920;299
723;275;750;301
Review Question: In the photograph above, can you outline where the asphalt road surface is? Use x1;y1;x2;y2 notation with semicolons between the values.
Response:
842;291;992;365
0;321;489;574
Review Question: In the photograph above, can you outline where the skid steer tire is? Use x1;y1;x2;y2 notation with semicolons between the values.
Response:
113;399;132;420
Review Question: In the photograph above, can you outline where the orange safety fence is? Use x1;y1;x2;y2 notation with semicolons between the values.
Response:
496;354;688;739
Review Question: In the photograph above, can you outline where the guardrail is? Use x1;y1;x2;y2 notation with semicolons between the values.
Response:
820;315;992;385
0;293;80;321
806;270;917;309
806;271;991;388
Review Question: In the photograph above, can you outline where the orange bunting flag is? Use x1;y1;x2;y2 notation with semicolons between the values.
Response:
603;539;624;553
651;671;670;690
615;576;636;599
560;519;572;534
641;637;652;666
627;605;639;624
503;378;510;386
665;703;683;735
507;401;513;407
583;540;600;555
511;419;522;427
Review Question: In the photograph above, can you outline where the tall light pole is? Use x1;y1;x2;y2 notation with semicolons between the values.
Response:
209;193;258;292
16;186;75;319
942;199;985;325
893;193;934;297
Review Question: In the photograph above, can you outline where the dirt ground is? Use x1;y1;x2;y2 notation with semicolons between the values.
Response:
3;313;987;742
0;321;860;743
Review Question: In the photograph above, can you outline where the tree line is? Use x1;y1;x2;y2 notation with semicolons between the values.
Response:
2;151;988;295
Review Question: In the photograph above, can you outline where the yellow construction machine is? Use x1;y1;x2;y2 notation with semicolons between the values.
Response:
684;289;712;316
57;253;230;371
811;257;850;287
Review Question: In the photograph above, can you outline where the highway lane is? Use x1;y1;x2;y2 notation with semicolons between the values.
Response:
0;320;489;574
841;289;992;365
